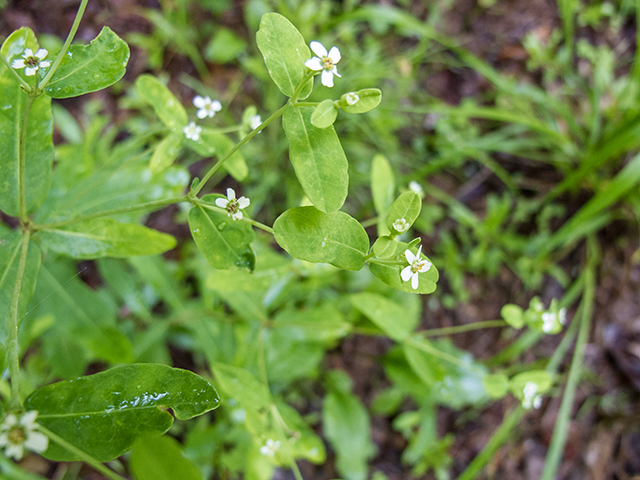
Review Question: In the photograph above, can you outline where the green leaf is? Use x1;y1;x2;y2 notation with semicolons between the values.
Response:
38;218;176;259
24;364;220;461
500;304;525;329
256;13;313;99
45;27;130;98
0;29;54;216
150;132;184;173
274;304;351;344
350;292;417;341
371;154;395;217
340;88;382;114
188;129;248;181
136;74;188;129
311;99;338;128
189;195;256;271
483;373;510;398
283;105;349;213
509;370;553;397
386;192;422;233
130;434;202;480
403;342;446;386
273;206;368;270
372;236;396;258
211;362;270;410
369;241;439;294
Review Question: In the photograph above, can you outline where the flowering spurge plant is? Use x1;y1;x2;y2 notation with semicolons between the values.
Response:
501;297;568;334
0;411;48;460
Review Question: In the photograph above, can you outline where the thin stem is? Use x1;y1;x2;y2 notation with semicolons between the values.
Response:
270;406;305;480
292;102;319;107
365;257;404;267
37;425;128;480
0;53;32;91
38;0;90;91
193;104;288;196
419;320;506;338
289;71;314;103
8;231;31;409
19;94;36;223
32;196;189;230
194;201;274;234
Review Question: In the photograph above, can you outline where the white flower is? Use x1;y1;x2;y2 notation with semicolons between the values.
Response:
183;121;202;141
193;95;221;119
541;312;557;333
11;48;50;76
559;307;567;325
0;411;48;460
344;92;359;105
409;181;423;196
305;41;341;88
392;218;409;233
259;438;281;457
249;114;262;130
400;246;432;290
215;188;250;221
522;382;543;410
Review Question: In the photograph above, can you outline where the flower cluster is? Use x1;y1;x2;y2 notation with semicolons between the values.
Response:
11;48;50;76
215;188;250;221
305;41;341;88
259;438;281;457
521;382;543;410
0;411;48;461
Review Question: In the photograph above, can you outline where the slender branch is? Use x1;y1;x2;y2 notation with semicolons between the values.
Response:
8;231;31;409
19;94;36;223
292;102;319;107
37;0;90;91
0;53;32;91
419;320;507;337
32;196;189;230
405;336;485;374
37;425;128;480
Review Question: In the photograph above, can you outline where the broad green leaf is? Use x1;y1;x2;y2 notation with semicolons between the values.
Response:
372;236;396;258
45;27;130;98
371;154;395;217
350;292;417;341
386;192;422;233
130;434;202;480
0;228;40;369
341;88;382;113
500;304;525;329
150;132;183;173
38;218;176;259
25;364;220;461
403;342;446;386
211;362;270;410
369;241;439;294
136;74;188;129
189;195;256;271
273;206;368;270
256;13;313;99
276;402;326;464
311;99;338;128
265;327;325;384
283;105;348;213
188;129;248;181
0;29;54;216
274;304;351;344
483;373;510;398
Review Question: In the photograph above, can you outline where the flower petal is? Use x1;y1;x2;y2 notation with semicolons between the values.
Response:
237;197;250;209
3;414;18;429
215;198;228;208
196;109;208;119
328;46;341;64
24;48;33;58
5;443;24;460
404;249;416;264
25;66;37;76
310;41;327;57
211;100;222;112
305;57;323;71
321;69;334;87
400;265;413;282
193;95;207;108
20;411;38;428
0;433;8;446
226;188;236;200
35;48;48;60
418;260;432;273
411;273;419;290
331;66;341;77
39;60;50;68
25;431;49;453
232;211;243;221
11;59;25;68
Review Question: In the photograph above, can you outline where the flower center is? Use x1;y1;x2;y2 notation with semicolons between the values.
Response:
227;199;239;214
8;426;26;445
411;260;424;273
322;56;333;70
25;56;39;67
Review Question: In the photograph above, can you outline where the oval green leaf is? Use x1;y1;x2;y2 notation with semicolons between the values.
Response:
38;218;177;259
212;362;270;411
136;74;188;130
130;434;202;480
311;99;338;128
187;129;248;181
386;192;422;234
0;28;54;216
350;292;417;341
341;88;382;114
150;132;184;173
24;364;220;461
371;154;395;216
273;206;369;271
372;236;396;258
256;13;313;99
283;105;348;213
189;195;256;271
369;241;439;294
45;27;130;98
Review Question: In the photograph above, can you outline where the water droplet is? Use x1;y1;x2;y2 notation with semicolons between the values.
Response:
2;105;11;110
192;228;200;235
93;73;100;79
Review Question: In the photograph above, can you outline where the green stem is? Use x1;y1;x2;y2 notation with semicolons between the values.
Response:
270;405;305;480
292;102;319;107
360;216;379;228
540;243;596;480
365;257;404;267
38;0;90;91
37;425;128;480
635;0;640;82
19;94;36;223
0;53;33;91
32;196;189;230
405;336;484;374
8;231;31;409
419;320;507;337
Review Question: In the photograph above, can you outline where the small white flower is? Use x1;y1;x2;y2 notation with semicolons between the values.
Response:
400;246;432;290
522;382;543;410
344;92;359;105
249;114;262;130
193;95;222;119
11;48;50;76
183;121;202;141
392;218;409;233
305;41;341;88
541;312;557;333
559;308;567;325
0;411;49;461
215;188;250;221
409;181;423;196
259;438;281;457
